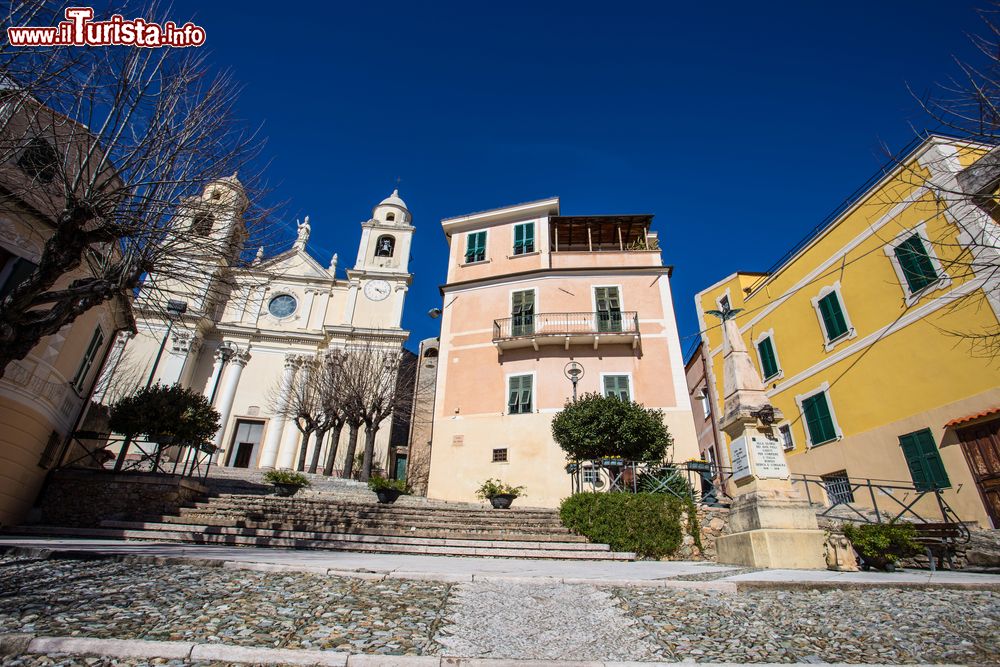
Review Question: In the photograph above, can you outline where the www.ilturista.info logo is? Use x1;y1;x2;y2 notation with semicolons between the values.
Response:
7;7;205;47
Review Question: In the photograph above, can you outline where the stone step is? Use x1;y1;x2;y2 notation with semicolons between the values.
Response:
100;520;607;551
146;514;586;541
195;499;560;520
178;506;566;529
11;525;634;560
201;494;560;517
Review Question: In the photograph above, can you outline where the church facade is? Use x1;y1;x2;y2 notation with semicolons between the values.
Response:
104;178;414;473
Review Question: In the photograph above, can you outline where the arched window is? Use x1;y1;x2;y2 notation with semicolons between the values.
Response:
423;348;439;359
375;235;395;257
386;212;396;222
191;212;214;236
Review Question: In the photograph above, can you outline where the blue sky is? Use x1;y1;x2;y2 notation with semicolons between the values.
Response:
171;1;986;354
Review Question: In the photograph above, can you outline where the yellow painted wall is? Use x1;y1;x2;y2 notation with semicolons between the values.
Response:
694;138;1000;527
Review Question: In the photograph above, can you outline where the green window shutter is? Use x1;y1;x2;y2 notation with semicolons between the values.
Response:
518;375;533;413
818;292;848;341
899;429;950;491
757;337;779;379
802;392;836;445
595;287;622;332
465;232;486;263
508;376;521;413
511;291;535;335
894;235;938;293
603;375;630;400
513;223;534;255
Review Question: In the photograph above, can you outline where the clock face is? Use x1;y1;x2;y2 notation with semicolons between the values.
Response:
364;280;391;301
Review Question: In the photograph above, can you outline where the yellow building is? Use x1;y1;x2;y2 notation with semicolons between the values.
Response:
695;136;1000;529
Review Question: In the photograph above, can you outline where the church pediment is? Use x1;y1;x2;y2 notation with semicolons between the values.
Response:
255;249;333;281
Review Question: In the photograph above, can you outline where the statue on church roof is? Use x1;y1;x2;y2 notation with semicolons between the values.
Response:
293;215;311;251
253;246;264;265
329;252;338;275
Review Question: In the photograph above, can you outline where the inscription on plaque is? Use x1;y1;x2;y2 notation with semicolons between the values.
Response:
749;433;790;479
730;435;752;482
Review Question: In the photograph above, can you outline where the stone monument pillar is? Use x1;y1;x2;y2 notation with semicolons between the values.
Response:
714;312;827;569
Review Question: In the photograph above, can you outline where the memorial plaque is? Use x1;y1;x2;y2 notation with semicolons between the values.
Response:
730;435;752;482
748;433;790;479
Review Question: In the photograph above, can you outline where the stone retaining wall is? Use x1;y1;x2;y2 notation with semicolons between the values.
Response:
36;469;208;528
674;505;729;561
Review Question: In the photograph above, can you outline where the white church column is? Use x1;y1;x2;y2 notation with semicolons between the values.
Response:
344;280;360;323
156;329;201;387
276;357;311;469
212;348;250;452
259;355;299;469
392;284;408;325
205;344;233;404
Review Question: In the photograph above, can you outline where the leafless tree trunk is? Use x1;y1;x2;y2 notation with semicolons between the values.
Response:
0;1;273;378
341;418;362;480
322;420;345;476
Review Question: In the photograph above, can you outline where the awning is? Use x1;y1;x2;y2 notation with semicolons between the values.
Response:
944;407;1000;429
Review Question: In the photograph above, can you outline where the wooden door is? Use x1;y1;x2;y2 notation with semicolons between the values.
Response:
957;419;1000;527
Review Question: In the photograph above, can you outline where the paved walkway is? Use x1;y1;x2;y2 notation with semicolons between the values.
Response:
2;536;999;590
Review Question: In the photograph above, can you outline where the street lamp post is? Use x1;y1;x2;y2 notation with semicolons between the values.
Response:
564;361;585;402
145;299;188;389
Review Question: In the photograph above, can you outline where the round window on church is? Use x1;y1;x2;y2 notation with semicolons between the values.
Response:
268;294;297;318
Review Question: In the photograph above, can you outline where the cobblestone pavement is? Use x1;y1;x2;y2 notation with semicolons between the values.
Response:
0;558;450;656
1;557;999;664
1;659;232;666
614;587;1000;664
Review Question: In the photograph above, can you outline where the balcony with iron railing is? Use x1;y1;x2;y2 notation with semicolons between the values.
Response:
492;311;640;352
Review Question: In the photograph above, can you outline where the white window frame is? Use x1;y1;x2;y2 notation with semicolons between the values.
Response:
698;389;711;419
599;372;633;401
753;328;783;382
810;281;856;352
777;422;795;451
505;371;536;415
882;223;951;306
71;325;105;394
512;221;537;256
266;292;299;321
715;289;732;313
463;229;489;265
591;284;626;312
793;381;844;448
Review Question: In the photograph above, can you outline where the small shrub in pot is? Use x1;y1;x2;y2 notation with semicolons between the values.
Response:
263;470;311;497
368;474;411;504
476;479;526;509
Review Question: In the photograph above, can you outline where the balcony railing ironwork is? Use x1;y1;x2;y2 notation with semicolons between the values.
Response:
493;311;639;341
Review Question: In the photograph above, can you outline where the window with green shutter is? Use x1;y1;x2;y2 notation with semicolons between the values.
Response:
595;286;623;332
507;375;533;414
894;234;938;294
465;231;486;263
511;290;535;336
817;291;849;342
757;336;780;380
513;222;535;255
898;428;950;491
603;375;630;401
802;391;838;446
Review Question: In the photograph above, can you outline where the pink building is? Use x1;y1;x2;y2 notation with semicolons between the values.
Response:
425;197;699;508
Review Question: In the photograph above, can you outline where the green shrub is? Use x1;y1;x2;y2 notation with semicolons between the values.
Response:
476;478;525;499
841;522;920;564
559;492;684;559
637;466;695;500
368;474;410;493
551;392;672;462
263;470;311;487
109;384;220;446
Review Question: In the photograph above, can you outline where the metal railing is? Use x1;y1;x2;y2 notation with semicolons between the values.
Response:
493;311;639;341
57;431;215;480
566;459;734;507
790;473;968;537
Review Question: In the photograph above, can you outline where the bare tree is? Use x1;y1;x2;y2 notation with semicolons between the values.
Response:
878;5;1000;355
336;340;417;483
309;352;346;475
268;356;325;473
0;1;272;378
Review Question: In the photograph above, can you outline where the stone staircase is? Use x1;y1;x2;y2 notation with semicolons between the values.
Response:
13;469;634;560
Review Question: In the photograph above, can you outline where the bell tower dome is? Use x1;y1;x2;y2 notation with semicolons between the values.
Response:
354;189;414;274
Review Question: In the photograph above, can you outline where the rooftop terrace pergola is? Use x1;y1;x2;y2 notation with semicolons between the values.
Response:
549;215;654;252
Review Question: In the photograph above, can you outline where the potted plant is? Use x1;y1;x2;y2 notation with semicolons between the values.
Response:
263;470;311;497
841;522;920;572
686;458;712;474
476;478;526;509
368;474;411;504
